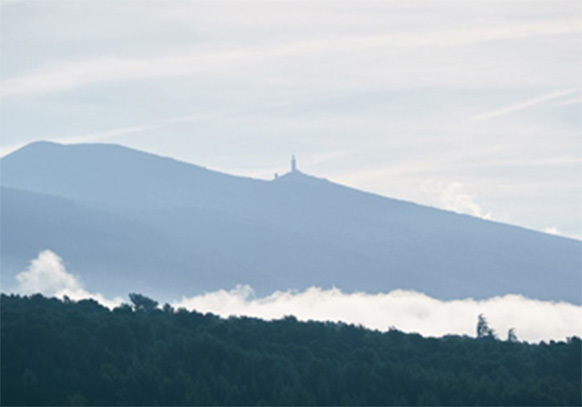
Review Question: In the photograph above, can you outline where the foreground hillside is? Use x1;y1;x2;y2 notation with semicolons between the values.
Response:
2;294;580;406
1;141;580;303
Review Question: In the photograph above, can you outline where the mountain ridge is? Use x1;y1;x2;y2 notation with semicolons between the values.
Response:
4;140;578;240
1;141;580;303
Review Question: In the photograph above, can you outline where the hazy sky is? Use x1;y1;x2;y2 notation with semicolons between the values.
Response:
1;0;581;238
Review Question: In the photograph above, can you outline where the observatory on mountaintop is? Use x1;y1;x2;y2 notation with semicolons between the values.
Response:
273;155;298;180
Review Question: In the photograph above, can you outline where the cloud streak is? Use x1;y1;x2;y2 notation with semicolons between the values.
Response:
2;19;579;98
471;88;579;120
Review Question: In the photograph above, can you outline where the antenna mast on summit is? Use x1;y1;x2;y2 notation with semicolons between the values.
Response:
291;155;297;173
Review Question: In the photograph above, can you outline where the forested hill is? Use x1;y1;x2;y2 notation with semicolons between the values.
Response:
1;294;580;406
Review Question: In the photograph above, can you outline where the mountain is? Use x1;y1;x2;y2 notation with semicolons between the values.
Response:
1;141;580;303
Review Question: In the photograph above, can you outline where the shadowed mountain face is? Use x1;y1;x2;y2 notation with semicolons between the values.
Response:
1;141;580;303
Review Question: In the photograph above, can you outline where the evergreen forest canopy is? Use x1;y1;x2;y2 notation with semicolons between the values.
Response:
1;293;580;406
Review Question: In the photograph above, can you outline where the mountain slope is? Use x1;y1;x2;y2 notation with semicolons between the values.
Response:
0;187;247;297
1;141;580;303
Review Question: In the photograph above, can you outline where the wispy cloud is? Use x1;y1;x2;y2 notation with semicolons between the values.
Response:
2;19;579;98
0;98;302;158
471;88;579;120
421;180;492;219
1;54;243;97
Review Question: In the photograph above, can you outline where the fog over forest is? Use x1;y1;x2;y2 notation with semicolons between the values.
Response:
11;250;581;343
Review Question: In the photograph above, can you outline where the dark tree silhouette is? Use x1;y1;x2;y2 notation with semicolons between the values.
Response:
129;293;158;312
507;328;518;342
476;313;496;339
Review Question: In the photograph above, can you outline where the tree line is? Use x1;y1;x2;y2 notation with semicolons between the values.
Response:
1;293;580;406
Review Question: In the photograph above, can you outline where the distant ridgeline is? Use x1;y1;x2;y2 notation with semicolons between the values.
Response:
1;141;580;304
2;294;580;406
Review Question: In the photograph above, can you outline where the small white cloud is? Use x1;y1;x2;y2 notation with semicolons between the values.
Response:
173;285;582;343
15;250;83;296
421;180;492;219
543;226;582;240
13;250;123;309
545;226;561;235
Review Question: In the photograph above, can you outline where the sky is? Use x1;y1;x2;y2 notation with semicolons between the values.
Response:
1;0;581;238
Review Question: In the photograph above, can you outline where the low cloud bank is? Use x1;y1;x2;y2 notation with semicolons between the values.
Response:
173;285;582;343
9;251;581;343
13;250;123;309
